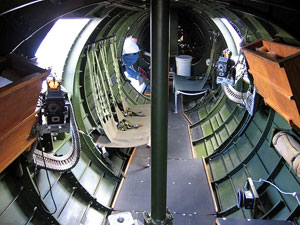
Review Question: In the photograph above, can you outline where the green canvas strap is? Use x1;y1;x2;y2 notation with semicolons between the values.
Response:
95;41;142;130
86;38;147;133
92;47;113;118
117;119;143;131
91;47;111;119
98;41;127;123
110;39;127;110
98;41;118;108
86;49;106;124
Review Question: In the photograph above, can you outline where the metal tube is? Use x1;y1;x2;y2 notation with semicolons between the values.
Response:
150;0;169;223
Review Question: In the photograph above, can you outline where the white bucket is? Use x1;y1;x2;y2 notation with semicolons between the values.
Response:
176;55;193;77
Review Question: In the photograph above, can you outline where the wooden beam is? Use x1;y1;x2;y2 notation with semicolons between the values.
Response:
202;157;219;212
111;147;137;209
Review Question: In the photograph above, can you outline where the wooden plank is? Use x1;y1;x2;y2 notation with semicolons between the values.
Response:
0;71;49;136
242;39;300;130
0;110;39;173
242;39;300;97
1;68;21;82
283;56;300;110
124;147;137;176
0;55;49;173
111;147;136;209
1;54;48;78
182;111;192;125
187;124;196;158
253;75;300;128
202;157;219;212
111;177;125;209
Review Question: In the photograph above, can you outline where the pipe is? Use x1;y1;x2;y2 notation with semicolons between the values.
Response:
273;131;300;177
150;0;170;223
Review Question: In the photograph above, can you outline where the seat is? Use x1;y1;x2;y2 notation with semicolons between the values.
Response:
86;38;150;148
173;74;210;113
173;33;219;113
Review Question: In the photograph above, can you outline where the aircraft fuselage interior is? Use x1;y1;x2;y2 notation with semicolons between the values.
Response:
1;1;300;225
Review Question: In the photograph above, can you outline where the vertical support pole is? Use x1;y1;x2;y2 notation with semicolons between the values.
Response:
144;0;172;224
151;0;169;221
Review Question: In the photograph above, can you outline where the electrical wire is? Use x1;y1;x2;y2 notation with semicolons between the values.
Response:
33;149;58;215
252;178;300;205
41;150;58;214
0;0;45;17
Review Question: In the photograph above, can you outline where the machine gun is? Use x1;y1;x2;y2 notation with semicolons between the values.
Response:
216;49;235;86
38;77;70;134
27;76;81;172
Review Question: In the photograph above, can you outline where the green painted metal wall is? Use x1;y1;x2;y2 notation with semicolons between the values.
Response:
1;1;300;225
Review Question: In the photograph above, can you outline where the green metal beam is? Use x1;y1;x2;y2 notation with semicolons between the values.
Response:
146;0;172;224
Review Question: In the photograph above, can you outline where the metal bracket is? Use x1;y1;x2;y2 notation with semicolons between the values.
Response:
29;123;39;139
223;84;257;116
143;209;173;225
217;76;234;86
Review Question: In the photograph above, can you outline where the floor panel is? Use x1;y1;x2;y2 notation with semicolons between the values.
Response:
114;90;215;223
